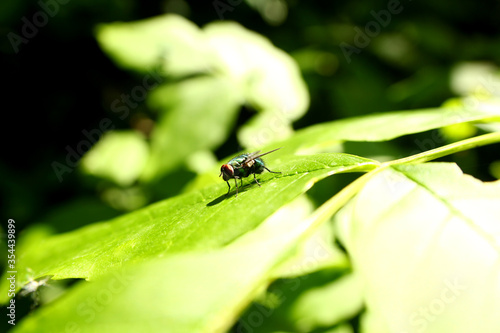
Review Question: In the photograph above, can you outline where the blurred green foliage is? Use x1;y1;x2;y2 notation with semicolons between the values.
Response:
2;0;500;227
2;0;500;332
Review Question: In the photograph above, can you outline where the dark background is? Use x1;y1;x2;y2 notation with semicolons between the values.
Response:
1;0;500;233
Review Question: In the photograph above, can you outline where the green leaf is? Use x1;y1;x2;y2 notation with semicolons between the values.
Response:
12;243;288;333
286;273;364;332
96;14;310;151
277;106;500;154
142;75;242;181
204;21;309;118
204;21;309;146
10;178;365;333
237;111;296;149
335;163;500;333
31;197;120;233
240;271;363;333
6;106;500;332
80;130;149;187
0;153;377;302
270;219;349;279
95;14;214;76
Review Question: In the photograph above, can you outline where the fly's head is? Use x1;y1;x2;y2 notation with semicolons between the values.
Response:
219;164;235;181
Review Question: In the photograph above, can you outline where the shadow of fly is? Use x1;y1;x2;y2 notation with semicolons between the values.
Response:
219;148;282;197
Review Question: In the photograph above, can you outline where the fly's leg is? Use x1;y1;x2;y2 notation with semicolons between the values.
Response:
234;178;239;197
225;181;231;195
264;166;281;174
253;173;261;187
253;167;281;187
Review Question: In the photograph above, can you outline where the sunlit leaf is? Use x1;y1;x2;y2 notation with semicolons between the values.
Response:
237;111;296;149
0;153;377;303
335;163;500;333
205;21;309;120
80;130;149;187
11;242;291;333
8;166;371;333
450;62;500;97
98;14;310;151
95;14;214;76
284;106;499;152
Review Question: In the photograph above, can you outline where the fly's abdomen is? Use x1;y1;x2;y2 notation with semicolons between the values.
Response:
251;158;266;174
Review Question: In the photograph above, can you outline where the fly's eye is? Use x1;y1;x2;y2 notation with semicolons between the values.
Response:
221;164;234;175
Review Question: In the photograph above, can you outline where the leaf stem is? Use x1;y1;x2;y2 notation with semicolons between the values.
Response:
385;132;500;166
295;166;385;242
293;131;500;243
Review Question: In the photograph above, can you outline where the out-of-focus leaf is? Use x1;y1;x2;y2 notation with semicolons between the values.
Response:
450;62;500;97
206;22;309;118
95;14;214;76
205;21;309;147
277;106;500;154
237;111;296;149
287;273;364;332
204;21;309;147
336;163;500;333
80;130;148;187
439;122;477;141
292;49;339;76
271;219;348;279
142;75;242;181
97;14;310;151
238;270;362;333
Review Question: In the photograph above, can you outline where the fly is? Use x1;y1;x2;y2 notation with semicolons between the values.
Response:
219;147;282;197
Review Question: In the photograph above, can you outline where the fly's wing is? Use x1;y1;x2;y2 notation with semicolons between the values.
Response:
242;151;261;163
242;147;281;163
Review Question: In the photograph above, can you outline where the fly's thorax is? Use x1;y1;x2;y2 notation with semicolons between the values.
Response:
228;155;248;165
